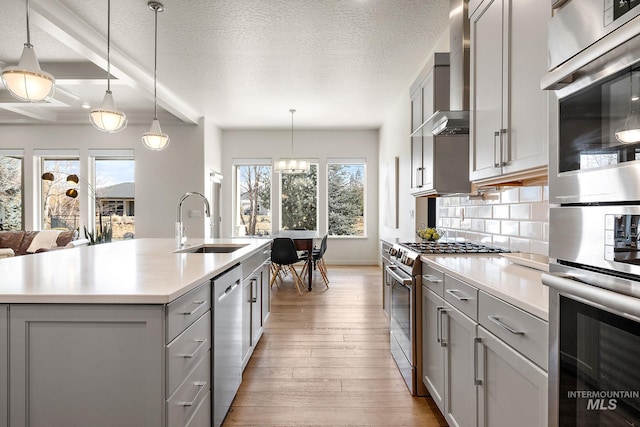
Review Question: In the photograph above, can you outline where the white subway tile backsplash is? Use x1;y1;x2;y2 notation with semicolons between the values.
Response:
493;204;510;219
436;185;549;255
510;203;531;220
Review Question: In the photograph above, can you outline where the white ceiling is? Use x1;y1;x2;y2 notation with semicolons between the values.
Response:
0;0;450;129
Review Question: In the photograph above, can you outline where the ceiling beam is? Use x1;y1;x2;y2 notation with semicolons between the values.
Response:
28;0;201;124
0;105;58;122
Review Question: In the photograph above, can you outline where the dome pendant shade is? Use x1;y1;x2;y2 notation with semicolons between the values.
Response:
1;44;55;102
142;118;170;150
90;90;127;133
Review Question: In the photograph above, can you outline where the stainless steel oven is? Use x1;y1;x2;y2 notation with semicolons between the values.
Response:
543;206;640;426
385;244;425;396
543;0;640;204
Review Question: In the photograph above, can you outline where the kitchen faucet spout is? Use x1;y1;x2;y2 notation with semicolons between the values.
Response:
176;192;211;248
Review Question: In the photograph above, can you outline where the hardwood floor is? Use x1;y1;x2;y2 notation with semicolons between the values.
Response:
223;265;448;426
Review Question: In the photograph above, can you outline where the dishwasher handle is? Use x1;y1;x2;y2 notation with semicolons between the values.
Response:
217;281;240;302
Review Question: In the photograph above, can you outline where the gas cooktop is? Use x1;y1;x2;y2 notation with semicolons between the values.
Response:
400;241;508;254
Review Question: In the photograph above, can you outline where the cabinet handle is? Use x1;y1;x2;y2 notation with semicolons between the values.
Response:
500;128;509;166
474;337;483;386
488;315;525;335
493;131;501;167
251;277;258;303
180;300;207;315
422;274;442;283
435;306;446;343
179;381;207;407
179;338;208;358
446;289;469;301
439;308;450;347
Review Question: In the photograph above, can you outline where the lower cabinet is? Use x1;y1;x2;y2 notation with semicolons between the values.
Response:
422;267;548;427
242;252;271;370
0;305;6;427
476;326;547;427
9;304;165;427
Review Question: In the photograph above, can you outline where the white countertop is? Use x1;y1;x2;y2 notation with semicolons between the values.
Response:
421;255;549;321
0;238;271;304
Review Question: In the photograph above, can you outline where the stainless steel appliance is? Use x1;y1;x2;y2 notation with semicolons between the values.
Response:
543;0;640;204
213;264;242;427
386;243;426;396
381;241;393;317
543;207;640;426
543;4;640;424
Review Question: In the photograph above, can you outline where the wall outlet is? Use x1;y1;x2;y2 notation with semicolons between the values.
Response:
409;209;414;219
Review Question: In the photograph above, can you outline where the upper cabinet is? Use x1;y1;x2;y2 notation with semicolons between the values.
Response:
469;0;549;185
410;53;470;197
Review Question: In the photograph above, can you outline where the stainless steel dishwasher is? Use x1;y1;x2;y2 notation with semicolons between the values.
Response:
212;264;242;427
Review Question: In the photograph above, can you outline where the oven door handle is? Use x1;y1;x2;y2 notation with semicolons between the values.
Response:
542;273;640;319
385;265;413;286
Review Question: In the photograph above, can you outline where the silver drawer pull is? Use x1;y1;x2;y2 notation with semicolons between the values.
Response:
180;300;207;315
446;289;469;301
423;274;442;283
179;338;207;358
488;315;525;335
179;381;207;407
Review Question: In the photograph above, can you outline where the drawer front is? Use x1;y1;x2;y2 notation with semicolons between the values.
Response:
167;283;211;343
444;274;478;321
167;311;211;395
478;291;548;371
167;351;210;427
185;390;211;427
422;263;445;297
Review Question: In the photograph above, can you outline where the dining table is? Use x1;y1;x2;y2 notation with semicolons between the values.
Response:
275;230;317;291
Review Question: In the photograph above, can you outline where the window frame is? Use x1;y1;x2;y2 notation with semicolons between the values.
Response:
0;150;25;231
278;162;319;232
232;159;273;237
39;154;81;231
326;159;367;239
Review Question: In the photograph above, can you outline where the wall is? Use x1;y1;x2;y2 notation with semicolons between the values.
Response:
221;129;379;265
0;120;217;239
436;186;549;255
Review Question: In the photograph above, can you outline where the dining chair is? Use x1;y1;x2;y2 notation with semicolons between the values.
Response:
269;238;305;295
300;234;329;288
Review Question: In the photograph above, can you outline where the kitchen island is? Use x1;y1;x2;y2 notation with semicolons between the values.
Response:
0;237;272;427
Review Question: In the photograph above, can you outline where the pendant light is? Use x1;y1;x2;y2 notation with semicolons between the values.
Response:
275;109;310;174
90;0;127;133
616;70;640;144
1;0;55;102
142;1;170;151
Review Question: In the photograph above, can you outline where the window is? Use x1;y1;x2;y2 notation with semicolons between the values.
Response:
95;158;135;240
280;164;318;231
234;163;272;236
0;153;23;230
328;162;365;237
41;158;80;231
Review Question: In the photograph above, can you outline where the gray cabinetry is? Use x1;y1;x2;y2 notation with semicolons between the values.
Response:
469;0;548;184
242;246;271;370
9;304;165;427
422;287;446;412
0;305;6;427
476;326;547;427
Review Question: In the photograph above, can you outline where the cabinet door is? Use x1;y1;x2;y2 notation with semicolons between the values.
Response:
242;277;252;368
502;0;549;175
9;305;164;427
422;288;446;413
0;306;6;427
477;326;547;427
444;303;478;427
261;262;271;325
251;275;262;346
411;86;424;190
470;0;505;181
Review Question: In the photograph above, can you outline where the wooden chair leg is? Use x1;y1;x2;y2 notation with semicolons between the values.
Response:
288;265;303;295
318;258;329;287
269;264;282;288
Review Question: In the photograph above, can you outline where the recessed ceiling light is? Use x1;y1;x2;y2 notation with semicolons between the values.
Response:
81;102;91;109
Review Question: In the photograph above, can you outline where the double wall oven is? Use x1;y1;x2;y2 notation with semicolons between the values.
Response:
543;1;640;425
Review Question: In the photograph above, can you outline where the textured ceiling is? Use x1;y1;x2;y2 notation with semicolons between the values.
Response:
0;0;450;128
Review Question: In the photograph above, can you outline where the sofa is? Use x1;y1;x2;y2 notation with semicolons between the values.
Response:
0;230;78;258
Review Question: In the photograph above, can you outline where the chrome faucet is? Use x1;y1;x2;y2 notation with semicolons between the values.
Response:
176;192;211;248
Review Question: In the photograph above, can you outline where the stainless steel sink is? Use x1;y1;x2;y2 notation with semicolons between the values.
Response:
177;244;248;254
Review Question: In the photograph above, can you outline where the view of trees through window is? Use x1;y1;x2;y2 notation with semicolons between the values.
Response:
281;164;318;231
0;156;23;230
328;164;365;236
42;159;80;231
95;159;135;240
235;164;272;236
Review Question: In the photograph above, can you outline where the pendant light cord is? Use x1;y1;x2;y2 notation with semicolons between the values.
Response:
107;0;112;92
290;108;296;157
25;0;32;47
153;6;159;120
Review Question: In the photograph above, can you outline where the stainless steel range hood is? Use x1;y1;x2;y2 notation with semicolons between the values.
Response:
429;0;470;136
